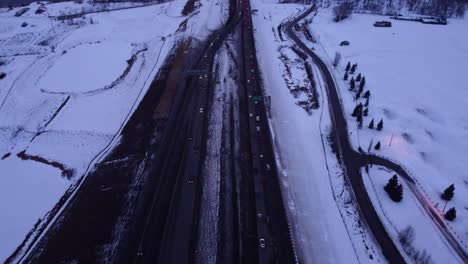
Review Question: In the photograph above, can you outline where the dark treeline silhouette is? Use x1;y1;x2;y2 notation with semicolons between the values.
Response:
278;0;467;18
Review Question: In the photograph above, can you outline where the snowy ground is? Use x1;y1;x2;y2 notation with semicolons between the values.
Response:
251;1;387;263
363;166;460;263
308;9;468;258
0;0;227;261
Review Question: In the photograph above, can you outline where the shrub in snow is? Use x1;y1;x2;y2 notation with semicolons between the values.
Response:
376;119;383;131
398;226;433;263
444;207;456;221
398;226;415;247
374;141;381;150
0;72;6;80
441;184;455;201
384;175;403;202
368;118;374;129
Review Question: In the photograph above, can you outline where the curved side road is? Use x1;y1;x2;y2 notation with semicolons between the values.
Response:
284;5;406;263
285;5;468;263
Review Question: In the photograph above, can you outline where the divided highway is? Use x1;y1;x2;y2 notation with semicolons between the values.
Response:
22;0;296;263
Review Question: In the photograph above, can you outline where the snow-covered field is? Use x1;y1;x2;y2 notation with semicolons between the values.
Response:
308;8;468;261
0;0;227;260
363;166;460;263
251;1;387;263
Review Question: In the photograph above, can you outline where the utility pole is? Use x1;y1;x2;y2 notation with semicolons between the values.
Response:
389;133;394;147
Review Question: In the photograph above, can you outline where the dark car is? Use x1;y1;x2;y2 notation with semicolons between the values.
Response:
340;40;350;46
374;21;392;27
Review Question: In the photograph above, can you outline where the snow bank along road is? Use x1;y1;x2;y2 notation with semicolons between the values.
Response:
21;0;296;263
285;4;468;264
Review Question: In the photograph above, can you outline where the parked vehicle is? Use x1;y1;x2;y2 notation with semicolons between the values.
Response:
340;40;350;46
374;21;392;27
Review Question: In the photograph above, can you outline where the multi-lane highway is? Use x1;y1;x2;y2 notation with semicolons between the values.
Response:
22;0;297;263
234;0;297;263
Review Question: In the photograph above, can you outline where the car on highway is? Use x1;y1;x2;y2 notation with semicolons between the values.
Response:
259;238;266;248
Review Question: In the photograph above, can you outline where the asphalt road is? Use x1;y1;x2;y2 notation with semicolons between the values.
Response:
236;0;297;263
132;1;242;263
284;5;407;263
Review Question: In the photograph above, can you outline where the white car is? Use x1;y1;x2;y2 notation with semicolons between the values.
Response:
259;238;266;248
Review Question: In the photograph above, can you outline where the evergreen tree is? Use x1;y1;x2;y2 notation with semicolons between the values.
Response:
345;61;351;71
357;112;363;128
356;73;362;82
384;175;403;202
344;71;348;80
363;90;371;98
360;76;366;89
355;91;360;100
363;108;368;116
375;141;381;150
444;207;456;221
441;184;455;201
377;119;383;131
352;103;362;117
349;77;355;90
368;118;374;129
350;64;356;74
365;97;369;107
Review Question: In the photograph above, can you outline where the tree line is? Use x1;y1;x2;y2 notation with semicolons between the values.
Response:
280;0;467;19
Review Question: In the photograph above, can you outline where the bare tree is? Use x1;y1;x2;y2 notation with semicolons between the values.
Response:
407;0;418;11
333;1;354;22
455;0;467;16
